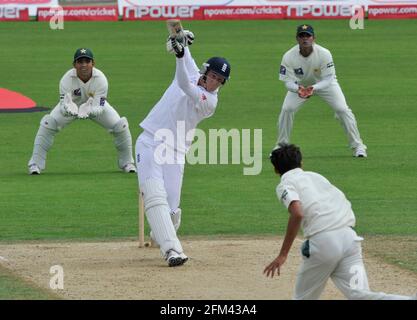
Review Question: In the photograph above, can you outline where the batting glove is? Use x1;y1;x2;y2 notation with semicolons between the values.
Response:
167;37;185;58
183;30;195;46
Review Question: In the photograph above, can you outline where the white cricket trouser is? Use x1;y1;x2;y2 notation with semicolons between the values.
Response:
277;82;365;149
135;132;184;212
294;227;411;300
135;131;185;255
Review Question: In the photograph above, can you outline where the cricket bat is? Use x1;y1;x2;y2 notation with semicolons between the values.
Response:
166;19;183;40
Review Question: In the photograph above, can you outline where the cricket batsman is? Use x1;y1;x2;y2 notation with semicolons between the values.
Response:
135;26;231;267
28;48;136;174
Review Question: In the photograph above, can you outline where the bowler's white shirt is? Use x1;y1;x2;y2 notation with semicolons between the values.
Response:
276;168;356;238
279;43;336;87
59;67;108;108
140;47;218;154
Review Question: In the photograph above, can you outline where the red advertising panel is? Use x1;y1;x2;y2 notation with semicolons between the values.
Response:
0;0;50;3
368;5;417;19
286;4;360;19
0;0;58;16
37;5;118;21
0;6;29;20
118;1;417;21
202;6;285;20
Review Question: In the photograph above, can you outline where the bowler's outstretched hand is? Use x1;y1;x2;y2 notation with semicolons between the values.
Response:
264;254;287;278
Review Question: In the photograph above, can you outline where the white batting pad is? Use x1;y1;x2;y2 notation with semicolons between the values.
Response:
171;208;182;232
110;117;134;168
141;178;183;256
28;115;59;170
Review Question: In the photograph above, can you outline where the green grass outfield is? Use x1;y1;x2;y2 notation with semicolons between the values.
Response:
0;20;416;298
0;266;59;300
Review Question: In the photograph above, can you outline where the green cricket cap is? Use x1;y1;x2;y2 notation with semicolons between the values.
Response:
73;48;94;62
296;24;314;36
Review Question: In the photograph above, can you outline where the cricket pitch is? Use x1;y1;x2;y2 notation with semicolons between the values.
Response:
0;236;416;300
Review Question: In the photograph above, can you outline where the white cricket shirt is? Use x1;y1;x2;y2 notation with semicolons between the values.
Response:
59;67;108;108
276;168;356;238
279;43;336;87
140;48;218;155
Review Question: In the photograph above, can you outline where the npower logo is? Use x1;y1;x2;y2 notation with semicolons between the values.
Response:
287;5;356;17
0;6;24;18
125;6;200;19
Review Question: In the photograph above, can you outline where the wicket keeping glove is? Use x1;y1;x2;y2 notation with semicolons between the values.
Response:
77;97;93;120
88;98;104;118
62;92;78;117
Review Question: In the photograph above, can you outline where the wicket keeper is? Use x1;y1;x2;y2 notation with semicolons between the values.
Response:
28;48;136;174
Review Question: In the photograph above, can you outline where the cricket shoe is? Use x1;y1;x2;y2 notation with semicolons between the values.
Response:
28;164;41;175
122;163;137;173
165;250;188;267
354;146;367;158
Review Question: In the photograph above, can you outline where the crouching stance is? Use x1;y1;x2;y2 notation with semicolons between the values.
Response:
136;29;231;267
28;48;136;174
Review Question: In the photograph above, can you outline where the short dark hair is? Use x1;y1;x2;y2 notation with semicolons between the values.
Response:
270;144;302;175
